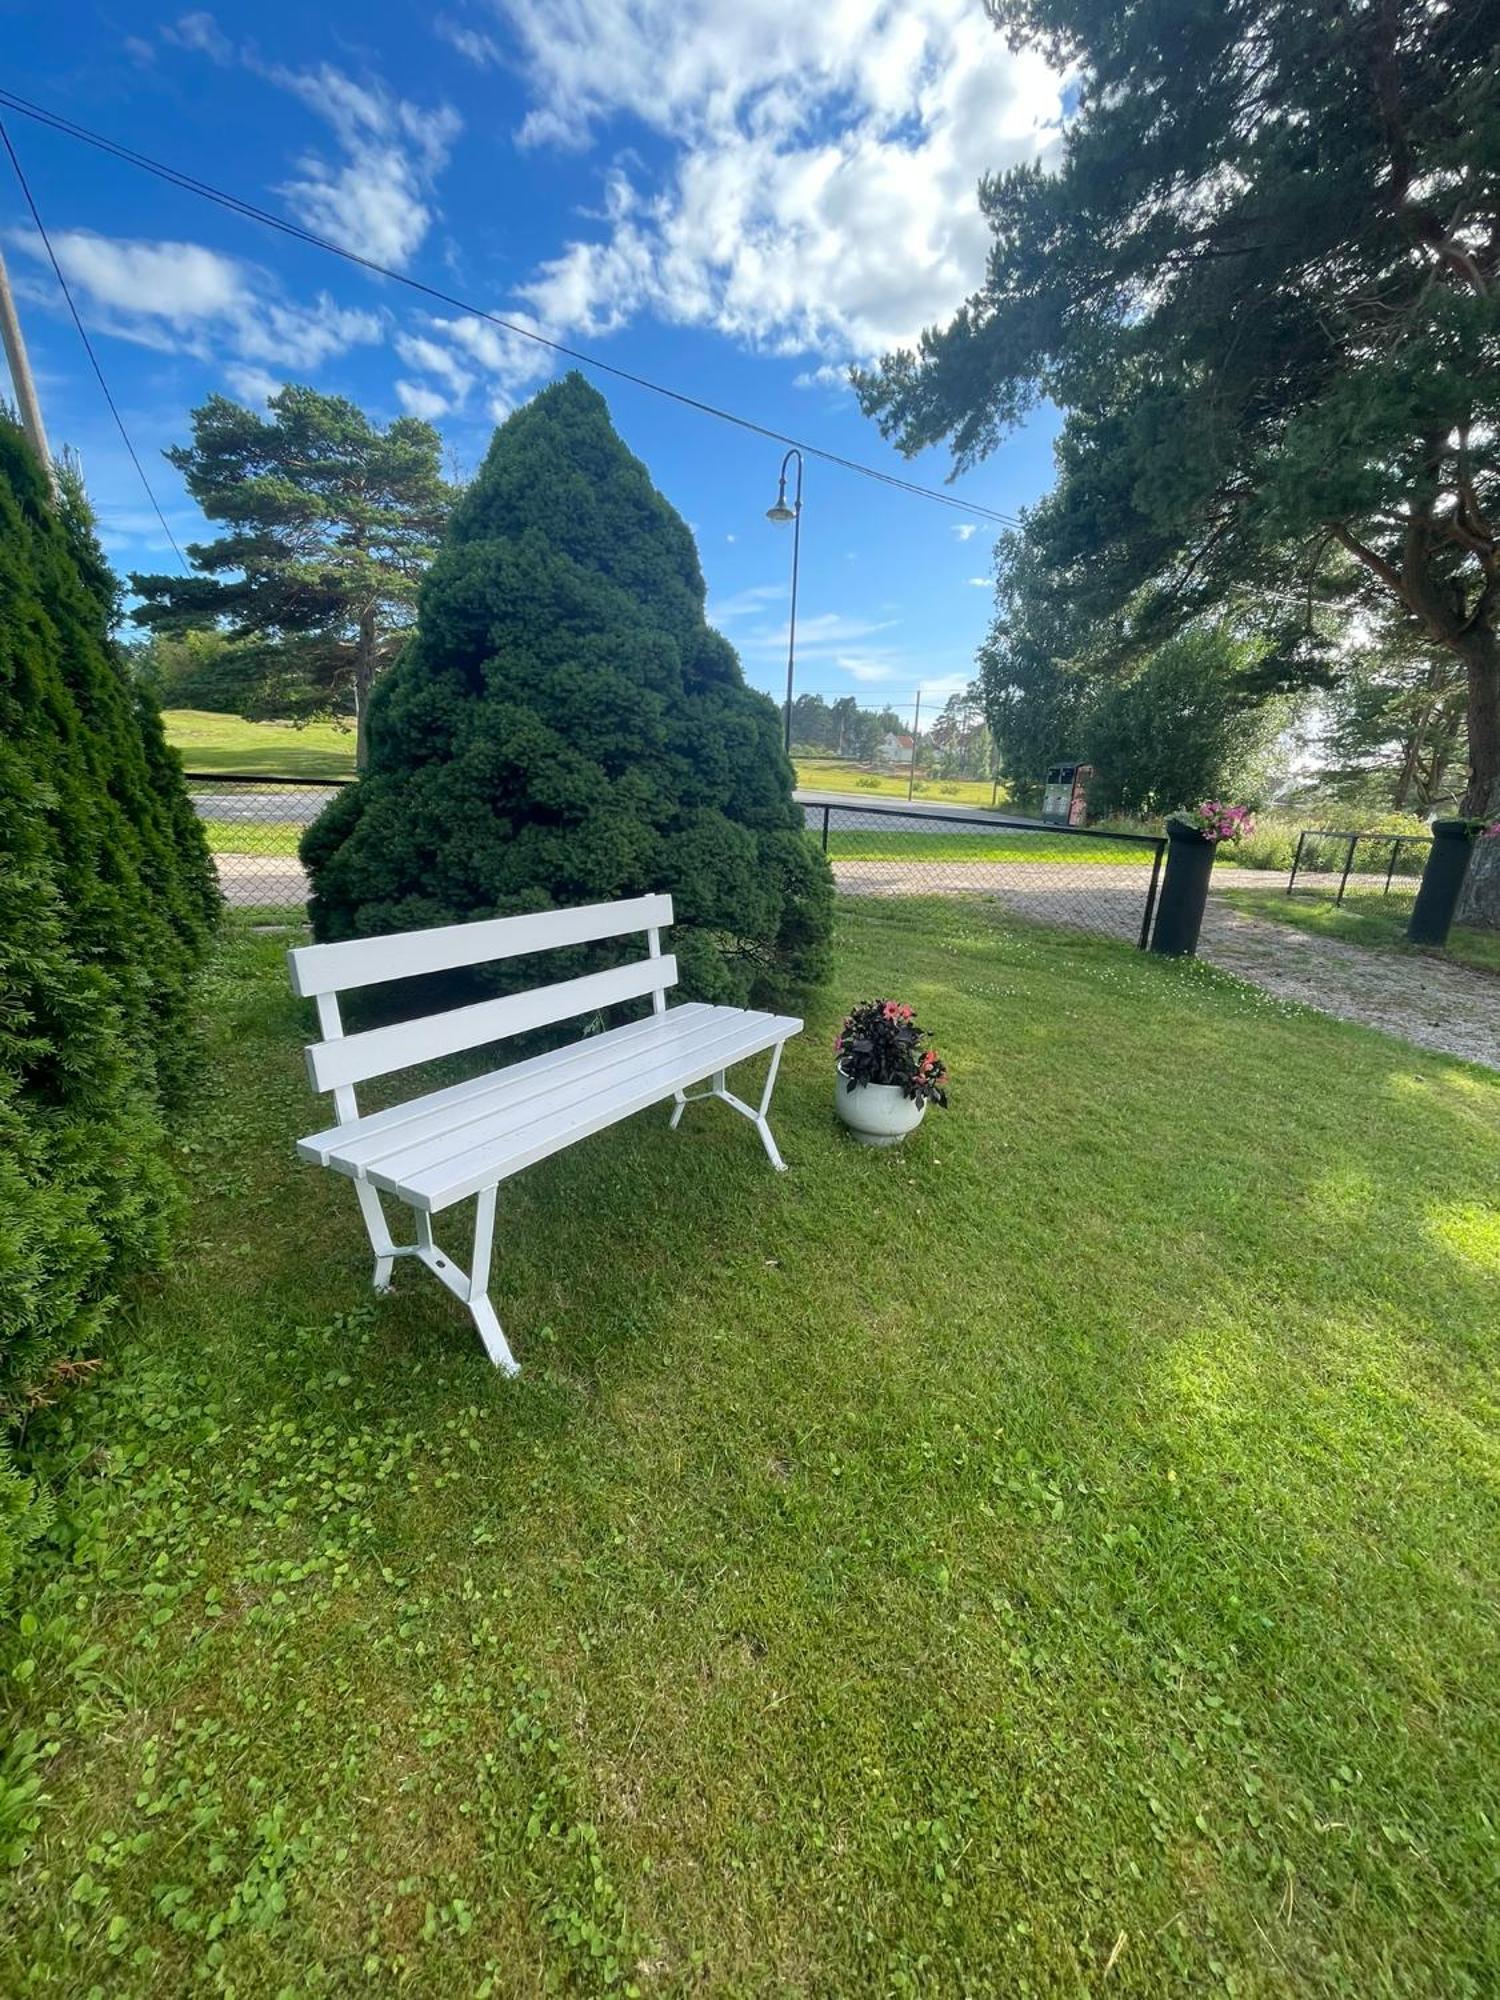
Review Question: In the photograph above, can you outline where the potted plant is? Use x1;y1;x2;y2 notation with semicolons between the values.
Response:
833;999;948;1148
1165;800;1257;845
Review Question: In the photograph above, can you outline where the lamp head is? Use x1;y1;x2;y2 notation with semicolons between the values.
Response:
765;497;797;523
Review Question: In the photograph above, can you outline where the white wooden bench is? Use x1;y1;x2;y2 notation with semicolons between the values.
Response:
288;894;800;1375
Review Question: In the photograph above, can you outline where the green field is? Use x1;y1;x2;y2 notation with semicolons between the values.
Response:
5;900;1498;1994
164;708;358;778
1221;885;1500;975
795;755;1005;807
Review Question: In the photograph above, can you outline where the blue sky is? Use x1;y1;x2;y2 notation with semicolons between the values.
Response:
7;1;1067;723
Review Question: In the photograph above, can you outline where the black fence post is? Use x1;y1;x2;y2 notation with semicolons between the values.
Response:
1335;832;1359;905
1150;824;1216;956
1286;830;1306;896
821;804;830;852
1406;820;1476;946
1383;837;1402;897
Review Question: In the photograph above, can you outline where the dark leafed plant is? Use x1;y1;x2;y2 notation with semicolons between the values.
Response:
834;999;948;1106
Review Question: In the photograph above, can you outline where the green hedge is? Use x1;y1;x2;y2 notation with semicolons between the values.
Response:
0;425;218;1604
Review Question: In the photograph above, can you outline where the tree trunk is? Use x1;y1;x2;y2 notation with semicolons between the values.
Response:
1454;625;1500;927
353;608;377;773
1458;623;1500;817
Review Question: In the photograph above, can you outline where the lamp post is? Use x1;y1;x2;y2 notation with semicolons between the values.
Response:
766;448;804;754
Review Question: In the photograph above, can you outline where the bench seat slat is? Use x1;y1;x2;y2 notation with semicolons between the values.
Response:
296;1004;718;1166
356;1008;793;1199
331;1007;799;1212
288;894;674;998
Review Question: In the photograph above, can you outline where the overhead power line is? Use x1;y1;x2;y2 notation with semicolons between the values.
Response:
0;87;1024;533
1;117;187;568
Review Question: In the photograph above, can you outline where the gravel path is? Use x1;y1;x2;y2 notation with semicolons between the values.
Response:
1196;901;1500;1069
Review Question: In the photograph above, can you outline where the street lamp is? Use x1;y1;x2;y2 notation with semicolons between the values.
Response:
766;448;804;754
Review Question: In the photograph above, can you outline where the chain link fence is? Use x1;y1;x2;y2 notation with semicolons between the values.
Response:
1285;828;1431;911
808;801;1167;946
186;775;347;915
190;777;1169;948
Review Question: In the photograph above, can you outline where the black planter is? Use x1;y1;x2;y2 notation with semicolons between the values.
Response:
1150;823;1217;957
1407;820;1477;947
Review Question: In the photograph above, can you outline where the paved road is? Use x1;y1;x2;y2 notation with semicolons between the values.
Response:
796;788;1034;826
192;785;1039;834
191;788;342;824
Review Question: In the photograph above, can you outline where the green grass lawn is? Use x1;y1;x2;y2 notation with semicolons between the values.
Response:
164;708;358;778
199;819;306;857
5;901;1499;1995
795;756;1005;808
1222;886;1500;976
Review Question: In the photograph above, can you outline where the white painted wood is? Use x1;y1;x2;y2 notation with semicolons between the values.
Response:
289;893;797;1374
287;894;674;997
297;1005;718;1167
360;1010;799;1210
306;955;678;1092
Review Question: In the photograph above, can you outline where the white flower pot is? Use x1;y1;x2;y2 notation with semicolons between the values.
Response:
834;1064;927;1147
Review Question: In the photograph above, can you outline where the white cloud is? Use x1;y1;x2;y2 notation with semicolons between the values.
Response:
223;364;282;404
834;656;895;682
9;228;382;382
952;522;978;541
395;380;452;420
490;0;1065;361
707;581;786;624
725;531;736;543
156;23;460;269
437;16;503;66
966;575;990;587
269;65;463;267
162;10;233;62
793;362;852;392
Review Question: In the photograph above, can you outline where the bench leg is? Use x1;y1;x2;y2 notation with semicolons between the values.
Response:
465;1185;520;1377
355;1178;520;1376
670;1044;790;1173
354;1180;400;1293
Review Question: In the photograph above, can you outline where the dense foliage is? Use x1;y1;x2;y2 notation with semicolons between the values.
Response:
0;423;217;1603
860;0;1500;838
1080;630;1289;820
132;387;451;767
304;375;832;1005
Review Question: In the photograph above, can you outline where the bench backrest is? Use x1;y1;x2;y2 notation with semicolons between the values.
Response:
288;894;676;1107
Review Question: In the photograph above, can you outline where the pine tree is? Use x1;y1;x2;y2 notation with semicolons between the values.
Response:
303;375;832;1006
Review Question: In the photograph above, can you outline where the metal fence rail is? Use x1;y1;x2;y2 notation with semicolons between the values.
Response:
1286;827;1431;907
808;801;1167;947
189;775;1170;948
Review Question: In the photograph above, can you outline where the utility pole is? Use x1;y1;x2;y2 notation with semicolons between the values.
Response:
907;688;922;801
0;242;58;500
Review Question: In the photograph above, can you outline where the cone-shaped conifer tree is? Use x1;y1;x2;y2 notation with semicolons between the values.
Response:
304;375;832;1005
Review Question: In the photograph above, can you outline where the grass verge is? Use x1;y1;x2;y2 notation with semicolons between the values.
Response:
1221;886;1500;976
4;900;1499;1994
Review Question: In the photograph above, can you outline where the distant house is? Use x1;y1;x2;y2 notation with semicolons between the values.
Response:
877;732;915;767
